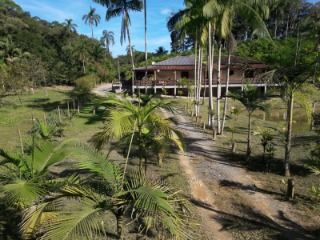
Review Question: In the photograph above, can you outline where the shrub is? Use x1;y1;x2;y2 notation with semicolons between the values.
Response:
73;74;98;103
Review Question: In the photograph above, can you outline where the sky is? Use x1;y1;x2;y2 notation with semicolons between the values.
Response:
12;0;320;57
13;0;184;57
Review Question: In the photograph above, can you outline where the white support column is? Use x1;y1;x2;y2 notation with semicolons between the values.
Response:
154;70;157;94
174;70;177;97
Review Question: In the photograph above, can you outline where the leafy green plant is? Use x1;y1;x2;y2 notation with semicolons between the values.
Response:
20;147;193;239
0;139;76;208
229;83;269;161
90;94;185;173
73;74;99;103
311;186;320;201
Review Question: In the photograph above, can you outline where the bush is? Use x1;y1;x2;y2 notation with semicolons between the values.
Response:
73;74;98;103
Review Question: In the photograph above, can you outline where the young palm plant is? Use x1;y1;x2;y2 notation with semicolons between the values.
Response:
20;147;193;239
0;139;76;209
90;94;185;173
229;83;269;161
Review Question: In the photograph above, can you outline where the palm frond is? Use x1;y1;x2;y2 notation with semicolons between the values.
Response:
2;178;46;208
21;201;58;239
0;149;23;168
121;172;193;239
76;146;122;191
39;199;105;240
27;139;77;175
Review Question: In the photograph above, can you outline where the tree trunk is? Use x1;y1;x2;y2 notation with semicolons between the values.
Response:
208;23;214;128
287;178;295;199
157;153;163;166
194;33;198;103
1;78;5;91
232;142;236;153
115;210;124;238
221;52;231;135
144;0;148;96
285;14;290;39
138;127;143;172
127;26;135;93
274;19;278;39
284;92;294;177
144;155;148;174
91;26;94;39
246;112;252;161
217;42;222;134
196;47;203;117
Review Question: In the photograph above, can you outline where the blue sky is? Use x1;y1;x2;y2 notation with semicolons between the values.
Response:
13;0;184;57
12;0;320;57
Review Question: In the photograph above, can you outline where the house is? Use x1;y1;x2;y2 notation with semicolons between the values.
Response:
131;56;268;95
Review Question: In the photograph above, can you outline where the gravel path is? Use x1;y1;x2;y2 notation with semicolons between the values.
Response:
172;109;314;240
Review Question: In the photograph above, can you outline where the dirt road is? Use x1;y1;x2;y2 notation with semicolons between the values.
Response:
173;109;315;240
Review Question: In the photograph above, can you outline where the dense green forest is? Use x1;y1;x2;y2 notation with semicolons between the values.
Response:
0;0;182;94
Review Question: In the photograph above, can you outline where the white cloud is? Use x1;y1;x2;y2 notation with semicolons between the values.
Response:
160;8;172;15
16;0;74;21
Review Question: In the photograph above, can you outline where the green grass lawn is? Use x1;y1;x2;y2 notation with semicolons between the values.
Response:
0;88;199;239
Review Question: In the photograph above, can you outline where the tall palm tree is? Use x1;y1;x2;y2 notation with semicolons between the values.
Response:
62;19;78;33
168;0;214;124
21;147;192;239
73;42;90;73
229;83;269;161
100;30;115;53
204;0;272;134
93;0;143;70
155;46;168;55
221;33;237;135
82;6;101;39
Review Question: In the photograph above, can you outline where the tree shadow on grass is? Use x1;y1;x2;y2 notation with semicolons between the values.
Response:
189;198;317;240
243;156;312;177
292;135;320;146
0;203;22;240
78;108;104;125
219;179;284;198
27;100;66;112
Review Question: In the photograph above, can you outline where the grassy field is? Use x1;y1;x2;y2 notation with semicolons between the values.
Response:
0;88;201;239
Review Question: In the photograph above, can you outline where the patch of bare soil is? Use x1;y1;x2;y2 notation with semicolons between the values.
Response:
172;109;317;240
45;85;74;91
92;83;112;96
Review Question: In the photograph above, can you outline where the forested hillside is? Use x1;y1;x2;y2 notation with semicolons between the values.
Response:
0;0;117;92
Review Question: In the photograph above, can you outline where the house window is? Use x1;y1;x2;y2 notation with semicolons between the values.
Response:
229;70;234;76
244;69;255;78
181;71;189;79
